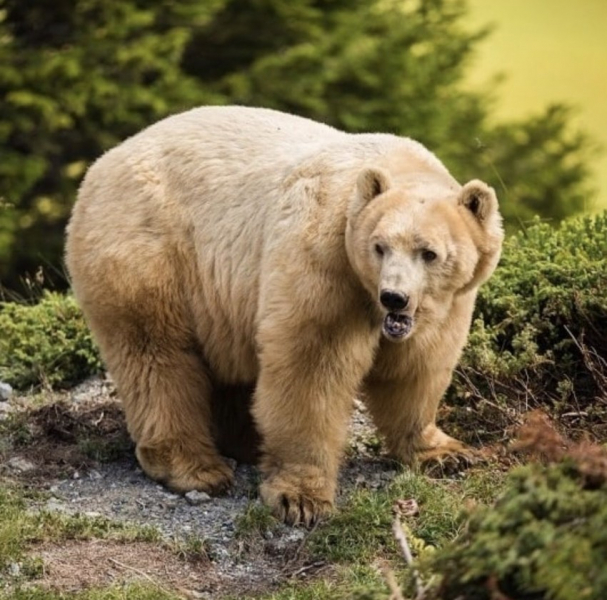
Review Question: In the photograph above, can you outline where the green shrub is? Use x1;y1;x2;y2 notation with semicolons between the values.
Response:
426;455;607;600
0;292;101;390
445;212;607;443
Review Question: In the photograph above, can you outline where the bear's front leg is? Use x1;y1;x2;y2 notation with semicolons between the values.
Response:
253;312;376;526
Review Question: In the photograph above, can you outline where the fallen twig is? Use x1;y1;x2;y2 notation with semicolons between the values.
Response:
108;557;172;595
392;500;425;599
381;564;406;600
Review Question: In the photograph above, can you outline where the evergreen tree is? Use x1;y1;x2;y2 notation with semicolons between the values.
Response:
0;0;222;290
0;0;597;291
185;0;595;227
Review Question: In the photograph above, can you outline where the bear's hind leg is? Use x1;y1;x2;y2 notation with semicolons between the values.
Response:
87;311;233;495
364;361;476;470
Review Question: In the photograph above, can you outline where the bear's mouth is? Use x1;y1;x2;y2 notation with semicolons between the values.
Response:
382;313;413;341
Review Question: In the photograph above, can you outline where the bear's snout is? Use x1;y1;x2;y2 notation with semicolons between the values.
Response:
380;290;409;311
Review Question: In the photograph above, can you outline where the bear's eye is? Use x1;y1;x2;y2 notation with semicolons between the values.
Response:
421;249;437;262
374;243;385;257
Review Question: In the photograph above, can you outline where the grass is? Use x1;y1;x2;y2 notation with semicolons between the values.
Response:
3;584;182;600
224;468;509;600
235;502;280;540
310;468;506;566
229;565;389;600
0;462;508;600
0;486;161;575
2;408;604;599
0;482;215;599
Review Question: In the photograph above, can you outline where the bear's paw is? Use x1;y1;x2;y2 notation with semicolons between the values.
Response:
260;467;334;527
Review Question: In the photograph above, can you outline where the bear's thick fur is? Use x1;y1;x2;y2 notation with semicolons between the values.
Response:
66;106;503;525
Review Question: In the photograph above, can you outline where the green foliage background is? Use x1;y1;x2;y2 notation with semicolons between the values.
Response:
445;213;607;443
0;292;101;389
0;0;597;292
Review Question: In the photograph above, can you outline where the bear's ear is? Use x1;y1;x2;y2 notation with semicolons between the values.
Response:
349;167;391;219
457;179;504;294
458;180;499;223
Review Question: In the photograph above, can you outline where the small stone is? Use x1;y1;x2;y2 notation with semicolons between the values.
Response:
8;562;20;577
7;456;36;473
45;500;69;513
0;381;12;402
0;403;14;420
185;490;212;506
286;528;305;543
380;470;397;481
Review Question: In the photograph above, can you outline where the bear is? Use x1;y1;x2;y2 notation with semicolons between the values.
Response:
65;106;503;526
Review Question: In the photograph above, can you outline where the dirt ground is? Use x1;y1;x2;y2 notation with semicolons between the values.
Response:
0;376;398;598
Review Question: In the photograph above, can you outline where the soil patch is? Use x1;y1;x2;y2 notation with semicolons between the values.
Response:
31;539;217;596
1;400;132;483
0;378;397;598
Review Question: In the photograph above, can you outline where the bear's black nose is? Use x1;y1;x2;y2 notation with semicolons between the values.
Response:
380;290;409;311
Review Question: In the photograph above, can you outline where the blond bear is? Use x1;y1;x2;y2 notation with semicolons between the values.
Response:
66;106;503;526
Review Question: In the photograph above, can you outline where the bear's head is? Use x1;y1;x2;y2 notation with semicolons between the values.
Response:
345;167;504;342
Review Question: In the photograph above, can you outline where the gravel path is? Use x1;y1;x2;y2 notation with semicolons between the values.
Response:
1;376;397;597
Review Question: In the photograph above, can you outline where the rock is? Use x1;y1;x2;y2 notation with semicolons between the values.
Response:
45;499;69;513
0;402;15;420
185;490;212;506
381;470;397;481
0;381;12;402
7;456;36;473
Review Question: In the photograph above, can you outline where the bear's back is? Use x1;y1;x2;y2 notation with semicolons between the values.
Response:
124;106;346;164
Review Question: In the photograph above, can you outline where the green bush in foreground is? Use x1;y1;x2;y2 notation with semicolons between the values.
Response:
426;455;607;600
446;212;607;442
0;292;101;389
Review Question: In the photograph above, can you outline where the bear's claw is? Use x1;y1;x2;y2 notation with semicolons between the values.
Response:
419;444;482;475
260;474;333;527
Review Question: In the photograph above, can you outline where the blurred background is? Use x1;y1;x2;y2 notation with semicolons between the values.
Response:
467;0;607;207
0;0;605;295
